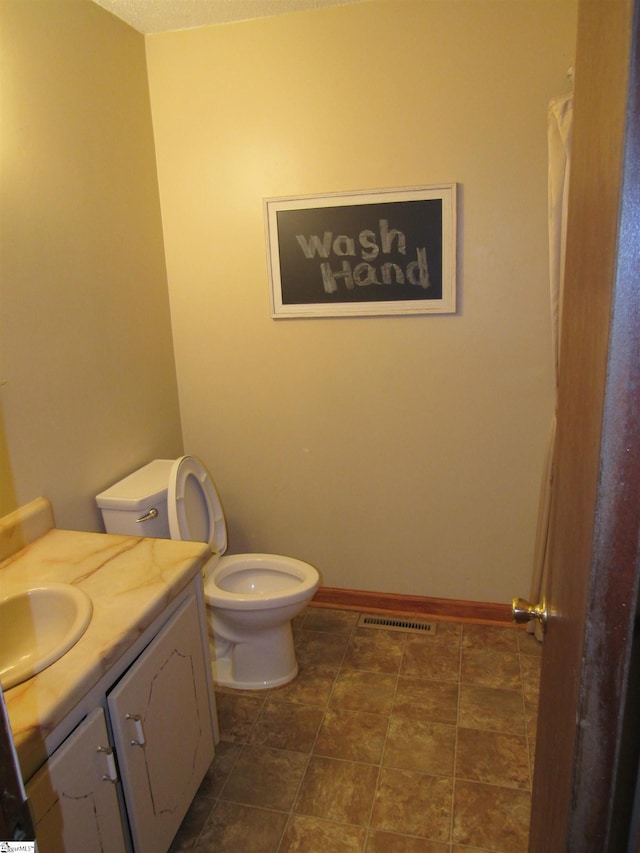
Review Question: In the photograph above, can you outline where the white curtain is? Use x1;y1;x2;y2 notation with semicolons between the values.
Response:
528;92;573;640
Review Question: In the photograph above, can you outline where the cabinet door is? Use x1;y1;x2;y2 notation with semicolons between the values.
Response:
27;707;127;853
108;594;215;853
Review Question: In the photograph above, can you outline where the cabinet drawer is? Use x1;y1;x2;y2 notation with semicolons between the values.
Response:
108;593;214;852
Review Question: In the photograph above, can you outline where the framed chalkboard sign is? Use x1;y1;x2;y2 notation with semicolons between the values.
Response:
264;184;456;318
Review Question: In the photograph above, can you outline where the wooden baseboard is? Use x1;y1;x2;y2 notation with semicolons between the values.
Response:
311;586;513;625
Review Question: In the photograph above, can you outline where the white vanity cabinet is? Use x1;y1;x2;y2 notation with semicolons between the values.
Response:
27;706;127;853
108;593;214;852
25;584;216;853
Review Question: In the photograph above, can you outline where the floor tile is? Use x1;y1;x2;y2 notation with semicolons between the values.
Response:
343;628;406;673
168;792;215;852
314;707;389;763
221;744;308;810
458;683;526;735
249;699;324;752
517;628;543;657
393;676;459;724
272;663;338;705
295;629;350;666
460;648;522;690
529;744;536;784
196;740;242;798
366;830;450;852
524;692;539;741
525;692;539;778
215;690;264;743
280;815;367;852
197;801;288;853
455;728;531;789
462;623;519;652
294;755;378;825
452;779;531;852
401;637;460;682
302;607;360;633
330;668;397;714
424;620;463;646
520;654;542;694
383;717;456;776
371;768;453;841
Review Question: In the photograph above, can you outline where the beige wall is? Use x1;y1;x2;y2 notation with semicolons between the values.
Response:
146;0;577;602
0;0;183;530
0;0;577;605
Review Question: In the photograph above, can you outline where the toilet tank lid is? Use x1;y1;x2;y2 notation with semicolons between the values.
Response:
96;459;174;510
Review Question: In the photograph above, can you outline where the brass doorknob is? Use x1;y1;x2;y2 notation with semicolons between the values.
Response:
512;596;548;631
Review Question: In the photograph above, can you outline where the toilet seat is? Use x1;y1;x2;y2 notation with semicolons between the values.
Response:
168;456;227;554
205;553;319;610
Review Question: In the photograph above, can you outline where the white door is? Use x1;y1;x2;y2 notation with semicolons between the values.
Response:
108;594;215;853
27;706;127;853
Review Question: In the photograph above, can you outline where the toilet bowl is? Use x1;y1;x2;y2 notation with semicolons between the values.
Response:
205;553;319;689
96;456;320;690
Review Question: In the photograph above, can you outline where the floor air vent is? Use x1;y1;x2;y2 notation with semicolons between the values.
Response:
357;614;436;635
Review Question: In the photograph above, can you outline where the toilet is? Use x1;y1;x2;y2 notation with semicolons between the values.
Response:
96;456;320;690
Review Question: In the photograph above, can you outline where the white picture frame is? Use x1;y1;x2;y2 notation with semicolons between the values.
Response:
264;184;457;318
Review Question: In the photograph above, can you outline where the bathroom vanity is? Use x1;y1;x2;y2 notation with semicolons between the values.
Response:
0;498;218;853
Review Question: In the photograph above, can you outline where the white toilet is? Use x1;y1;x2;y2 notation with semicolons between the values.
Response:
96;456;320;690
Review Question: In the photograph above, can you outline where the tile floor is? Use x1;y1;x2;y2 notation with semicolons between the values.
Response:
170;607;541;853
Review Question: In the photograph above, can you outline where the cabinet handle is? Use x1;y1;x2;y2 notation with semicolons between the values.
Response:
97;745;118;783
125;713;146;746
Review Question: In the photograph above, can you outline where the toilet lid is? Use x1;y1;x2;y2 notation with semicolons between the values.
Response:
168;456;228;555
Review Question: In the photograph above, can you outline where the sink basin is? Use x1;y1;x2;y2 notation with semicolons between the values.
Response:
0;583;93;690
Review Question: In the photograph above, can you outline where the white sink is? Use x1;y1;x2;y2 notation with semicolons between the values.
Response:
0;583;93;690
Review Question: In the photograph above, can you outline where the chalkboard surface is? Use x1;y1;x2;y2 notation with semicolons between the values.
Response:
276;199;442;304
265;186;456;318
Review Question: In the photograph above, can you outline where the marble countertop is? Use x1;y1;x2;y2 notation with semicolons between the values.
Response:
0;499;210;781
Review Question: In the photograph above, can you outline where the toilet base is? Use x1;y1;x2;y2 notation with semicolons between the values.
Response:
210;654;299;690
208;621;300;690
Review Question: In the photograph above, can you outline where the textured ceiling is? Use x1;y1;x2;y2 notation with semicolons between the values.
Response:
91;0;367;33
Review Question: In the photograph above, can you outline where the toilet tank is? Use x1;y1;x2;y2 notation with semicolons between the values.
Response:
96;459;174;539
